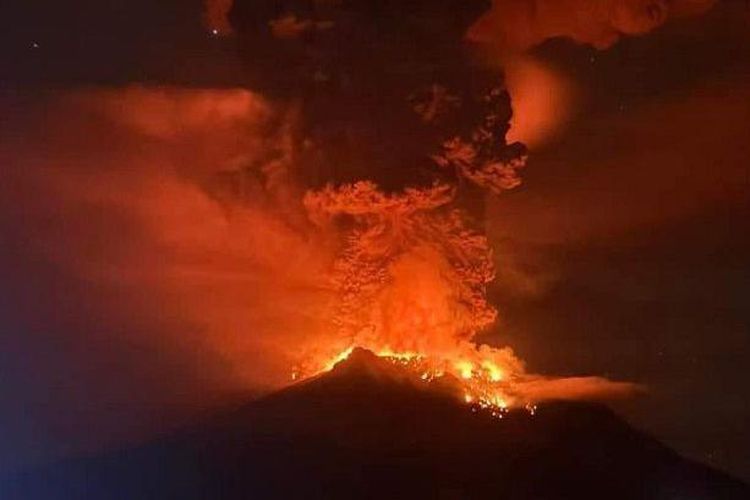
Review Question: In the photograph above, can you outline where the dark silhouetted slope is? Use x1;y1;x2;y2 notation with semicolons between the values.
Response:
3;349;748;499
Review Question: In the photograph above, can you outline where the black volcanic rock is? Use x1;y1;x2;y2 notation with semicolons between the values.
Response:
2;348;748;499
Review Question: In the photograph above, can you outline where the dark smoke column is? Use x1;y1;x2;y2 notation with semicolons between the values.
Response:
228;0;526;203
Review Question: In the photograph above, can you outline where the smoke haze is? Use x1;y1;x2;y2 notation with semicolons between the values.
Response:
0;87;337;467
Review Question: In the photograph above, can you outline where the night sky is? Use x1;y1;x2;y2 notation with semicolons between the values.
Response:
1;0;749;483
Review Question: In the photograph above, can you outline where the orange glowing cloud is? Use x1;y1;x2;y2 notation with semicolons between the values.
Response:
0;82;643;427
206;0;718;48
469;0;719;51
504;58;578;148
0;87;333;391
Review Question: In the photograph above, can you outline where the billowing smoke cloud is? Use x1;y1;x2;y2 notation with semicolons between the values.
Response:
200;0;717;149
0;87;339;467
11;87;339;386
469;0;718;51
490;76;750;255
504;58;578;147
205;0;716;48
471;0;717;148
0;84;639;470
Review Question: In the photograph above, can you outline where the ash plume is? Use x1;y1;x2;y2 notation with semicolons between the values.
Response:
216;0;646;407
6;1;707;432
206;0;717;49
0;80;637;421
0;87;333;392
7;2;648;408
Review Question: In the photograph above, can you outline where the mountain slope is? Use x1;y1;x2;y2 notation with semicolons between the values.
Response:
3;349;748;499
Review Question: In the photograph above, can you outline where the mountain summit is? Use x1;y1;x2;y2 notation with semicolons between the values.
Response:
3;348;748;499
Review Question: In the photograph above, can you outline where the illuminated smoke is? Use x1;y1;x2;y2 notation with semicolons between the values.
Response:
19;0;719;418
206;0;717;48
1;87;334;389
0;82;644;428
504;58;577;147
292;83;640;408
469;0;719;51
301;180;534;409
304;182;498;351
469;0;716;149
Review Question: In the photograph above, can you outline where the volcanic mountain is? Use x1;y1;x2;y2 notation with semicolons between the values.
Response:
3;348;748;499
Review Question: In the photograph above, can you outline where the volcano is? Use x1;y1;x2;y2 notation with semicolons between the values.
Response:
3;348;747;500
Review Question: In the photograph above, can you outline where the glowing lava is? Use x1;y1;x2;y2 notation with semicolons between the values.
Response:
297;343;638;420
311;346;517;417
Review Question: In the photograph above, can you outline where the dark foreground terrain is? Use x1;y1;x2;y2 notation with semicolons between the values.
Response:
3;349;748;499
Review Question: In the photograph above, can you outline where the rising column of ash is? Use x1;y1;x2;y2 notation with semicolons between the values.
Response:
222;0;637;410
301;87;528;408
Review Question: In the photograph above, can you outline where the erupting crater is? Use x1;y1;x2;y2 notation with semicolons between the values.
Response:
296;346;635;419
321;347;516;418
